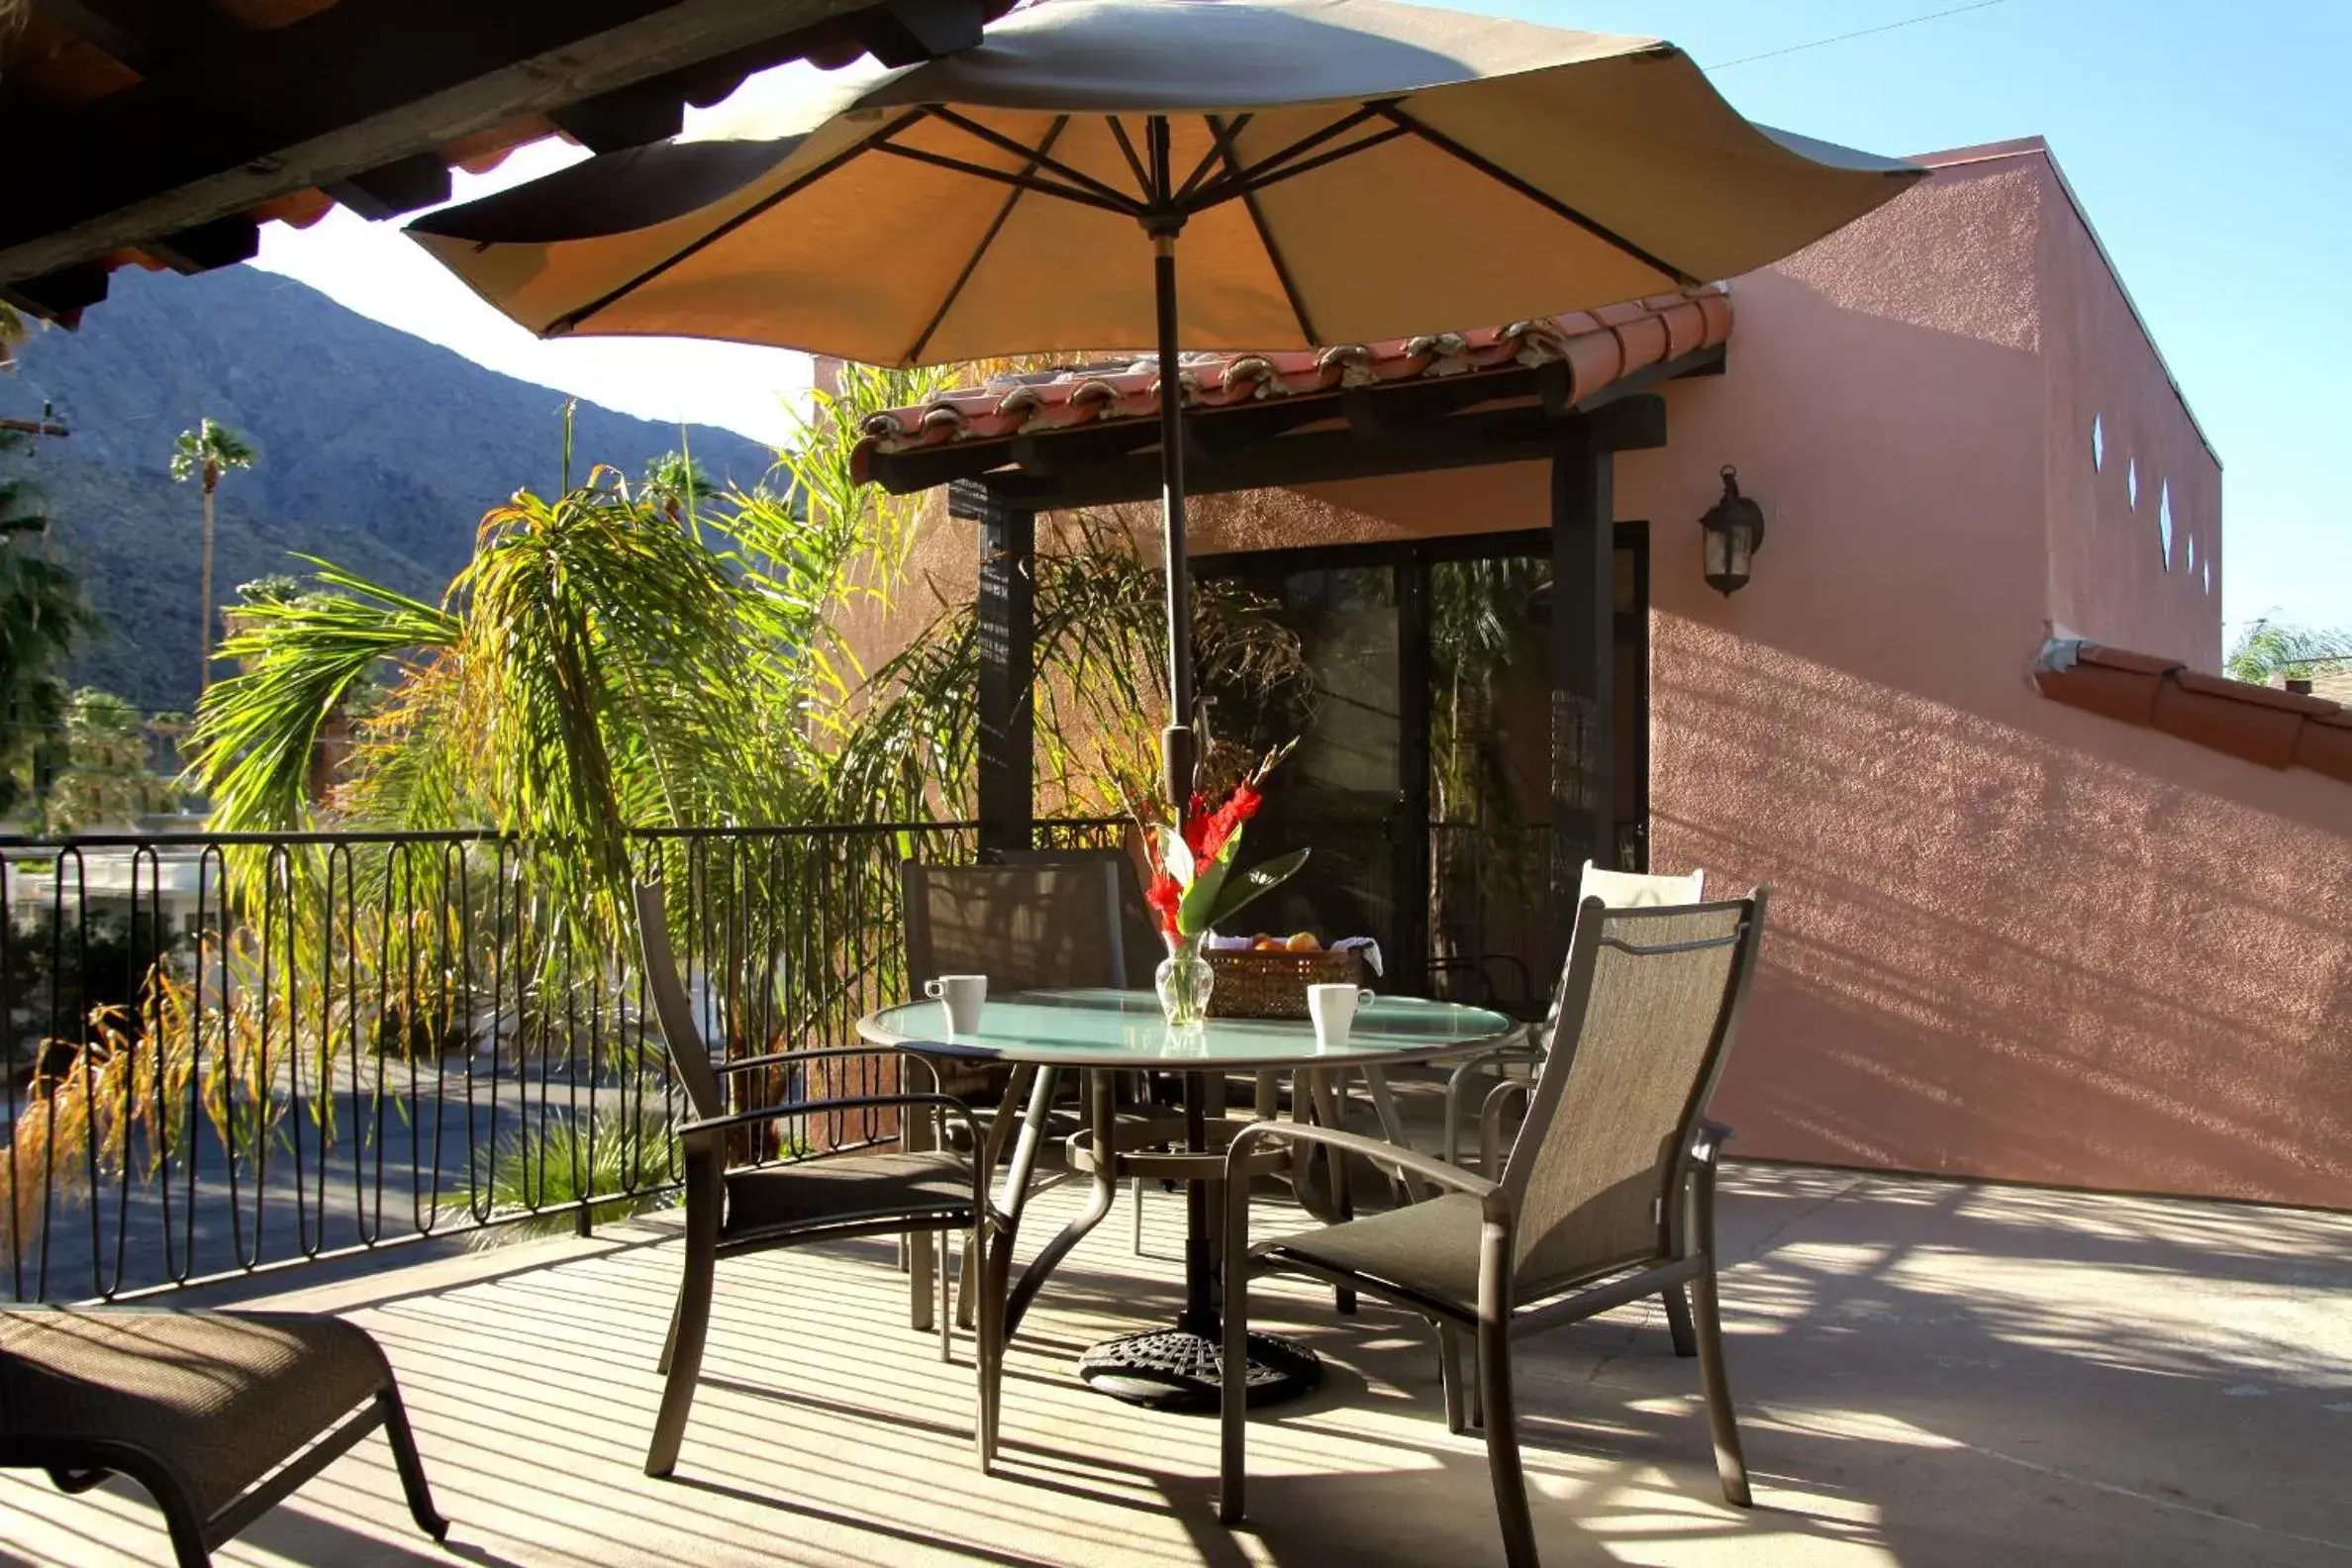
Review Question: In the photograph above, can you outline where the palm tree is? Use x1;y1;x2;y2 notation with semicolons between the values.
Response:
169;418;257;697
0;431;93;818
640;449;717;524
40;687;176;833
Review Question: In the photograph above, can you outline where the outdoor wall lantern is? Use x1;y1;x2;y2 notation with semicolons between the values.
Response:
1700;464;1766;596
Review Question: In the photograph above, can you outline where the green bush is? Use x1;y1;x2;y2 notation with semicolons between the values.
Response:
447;1102;680;1247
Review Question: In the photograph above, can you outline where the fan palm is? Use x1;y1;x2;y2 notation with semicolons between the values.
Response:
170;418;258;697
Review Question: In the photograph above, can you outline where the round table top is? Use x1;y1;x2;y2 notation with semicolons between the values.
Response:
856;987;1518;1070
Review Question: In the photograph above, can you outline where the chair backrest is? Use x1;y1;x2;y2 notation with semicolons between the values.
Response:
988;846;1164;969
633;881;726;1123
1503;891;1767;1295
902;859;1132;996
1533;862;1710;1030
1580;860;1704;907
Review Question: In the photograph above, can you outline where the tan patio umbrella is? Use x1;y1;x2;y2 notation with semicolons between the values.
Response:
410;0;1921;801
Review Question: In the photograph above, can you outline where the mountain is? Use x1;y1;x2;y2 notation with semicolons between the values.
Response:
0;264;777;714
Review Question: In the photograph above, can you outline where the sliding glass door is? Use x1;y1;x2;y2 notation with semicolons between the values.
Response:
1197;527;1646;1017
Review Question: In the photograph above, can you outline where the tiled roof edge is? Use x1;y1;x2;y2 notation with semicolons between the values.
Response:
852;287;1733;475
2034;637;2352;783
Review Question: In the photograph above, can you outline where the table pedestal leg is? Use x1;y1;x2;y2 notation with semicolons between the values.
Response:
1004;1068;1115;1337
1076;1066;1321;1412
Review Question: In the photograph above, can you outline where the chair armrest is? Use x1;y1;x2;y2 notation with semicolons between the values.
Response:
1226;1120;1501;1207
711;1045;944;1093
679;1092;980;1145
1445;1036;1542;1080
1478;1077;1535;1175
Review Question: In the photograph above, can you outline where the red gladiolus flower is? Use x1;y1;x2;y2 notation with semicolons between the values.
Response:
1197;782;1261;864
1144;870;1183;937
1182;792;1212;857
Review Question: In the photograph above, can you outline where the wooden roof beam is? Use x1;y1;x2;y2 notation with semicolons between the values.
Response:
0;0;888;286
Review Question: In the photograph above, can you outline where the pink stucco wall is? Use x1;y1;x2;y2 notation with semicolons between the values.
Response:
2027;144;2224;670
1179;146;2350;1209
874;144;2350;1207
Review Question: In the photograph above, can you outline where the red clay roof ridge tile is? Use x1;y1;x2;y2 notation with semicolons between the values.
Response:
2035;637;2352;785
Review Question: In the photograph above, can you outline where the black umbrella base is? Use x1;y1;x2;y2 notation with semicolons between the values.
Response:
1076;1325;1320;1412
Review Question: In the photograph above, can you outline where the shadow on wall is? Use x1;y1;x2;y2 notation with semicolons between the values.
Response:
1654;620;2352;1209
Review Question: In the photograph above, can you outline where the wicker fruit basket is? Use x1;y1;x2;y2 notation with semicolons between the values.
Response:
1205;946;1367;1019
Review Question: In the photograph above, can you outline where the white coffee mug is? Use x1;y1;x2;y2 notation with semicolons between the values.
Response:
925;974;987;1033
1307;983;1377;1049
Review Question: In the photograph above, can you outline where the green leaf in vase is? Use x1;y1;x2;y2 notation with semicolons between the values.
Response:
1158;823;1194;888
1178;821;1236;932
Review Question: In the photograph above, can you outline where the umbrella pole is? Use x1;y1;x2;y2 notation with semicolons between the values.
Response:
1154;229;1195;809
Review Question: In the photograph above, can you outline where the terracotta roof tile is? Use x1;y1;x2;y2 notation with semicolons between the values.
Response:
2075;645;2185;677
2035;639;2352;784
853;288;1732;473
2034;645;2177;727
2294;711;2352;784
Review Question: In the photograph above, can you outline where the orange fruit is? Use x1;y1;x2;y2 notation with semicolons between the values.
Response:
1285;931;1320;952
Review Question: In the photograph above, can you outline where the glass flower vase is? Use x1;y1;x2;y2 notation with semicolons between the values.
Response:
1154;931;1215;1028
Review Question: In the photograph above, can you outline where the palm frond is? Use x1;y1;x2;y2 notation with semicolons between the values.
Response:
188;558;459;832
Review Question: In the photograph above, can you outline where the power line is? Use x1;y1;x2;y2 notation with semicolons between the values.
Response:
1706;0;2015;71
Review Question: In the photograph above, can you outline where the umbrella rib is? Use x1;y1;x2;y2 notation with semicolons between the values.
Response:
1104;115;1153;203
928;106;1149;215
545;107;931;336
1179;104;1390;209
1182;123;1411;213
1207;113;1318;345
869;142;1139;218
903;116;1071;365
1175;114;1252;204
1368;104;1701;289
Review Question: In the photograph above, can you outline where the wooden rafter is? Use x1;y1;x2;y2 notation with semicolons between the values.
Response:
0;0;990;291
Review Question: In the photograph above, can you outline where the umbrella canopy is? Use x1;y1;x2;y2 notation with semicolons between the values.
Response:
410;0;1921;805
411;0;1917;363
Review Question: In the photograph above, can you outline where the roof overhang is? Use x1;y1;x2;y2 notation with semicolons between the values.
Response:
0;0;1002;320
855;288;1731;507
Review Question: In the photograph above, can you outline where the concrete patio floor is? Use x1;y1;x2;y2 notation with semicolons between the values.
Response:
4;1161;2349;1567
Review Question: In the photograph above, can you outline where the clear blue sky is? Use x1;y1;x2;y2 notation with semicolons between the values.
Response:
1506;0;2351;640
258;0;2349;642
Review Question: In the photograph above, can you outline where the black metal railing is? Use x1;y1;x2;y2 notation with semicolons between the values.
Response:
0;818;1121;1304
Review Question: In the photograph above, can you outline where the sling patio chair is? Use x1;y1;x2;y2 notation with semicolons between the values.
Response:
632;880;1004;1477
940;853;1373;1275
903;858;1188;1279
1219;891;1768;1568
0;1305;446;1567
1437;862;1707;1170
976;846;1255;1252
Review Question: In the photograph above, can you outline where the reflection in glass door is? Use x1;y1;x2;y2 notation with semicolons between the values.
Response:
1200;564;1401;955
1198;529;1646;1018
1426;554;1555;1015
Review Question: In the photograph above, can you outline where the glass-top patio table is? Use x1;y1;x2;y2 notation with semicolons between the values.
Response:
857;987;1516;1411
